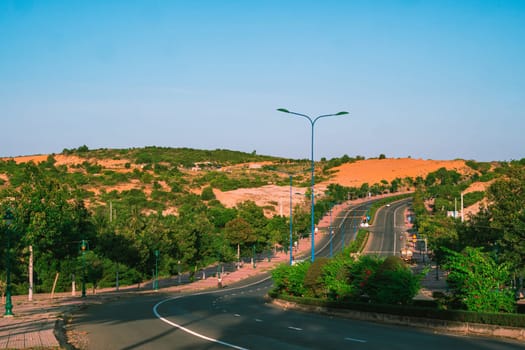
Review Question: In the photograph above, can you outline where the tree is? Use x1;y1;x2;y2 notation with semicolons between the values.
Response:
265;215;289;251
224;217;256;263
15;163;95;291
443;247;515;313
486;166;525;273
236;200;268;245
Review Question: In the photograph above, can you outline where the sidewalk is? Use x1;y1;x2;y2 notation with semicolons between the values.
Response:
0;235;314;349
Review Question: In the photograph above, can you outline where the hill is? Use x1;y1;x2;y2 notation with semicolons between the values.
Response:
2;150;478;216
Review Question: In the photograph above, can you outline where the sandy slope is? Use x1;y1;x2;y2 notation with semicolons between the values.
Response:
3;154;482;216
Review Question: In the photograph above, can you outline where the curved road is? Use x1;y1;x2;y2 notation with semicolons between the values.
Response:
364;198;410;257
70;200;525;350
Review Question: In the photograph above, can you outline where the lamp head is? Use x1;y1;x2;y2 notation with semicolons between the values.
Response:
336;111;349;116
277;108;290;113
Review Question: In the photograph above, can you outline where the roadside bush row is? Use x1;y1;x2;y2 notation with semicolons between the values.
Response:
269;293;525;328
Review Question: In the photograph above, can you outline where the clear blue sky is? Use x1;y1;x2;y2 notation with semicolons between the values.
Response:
1;1;524;161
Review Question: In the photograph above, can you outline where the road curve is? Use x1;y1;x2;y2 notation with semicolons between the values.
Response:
69;200;525;350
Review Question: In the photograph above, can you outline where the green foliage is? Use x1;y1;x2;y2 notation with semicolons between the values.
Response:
465;160;491;174
345;229;369;253
486;165;525;273
443;247;515;313
304;257;330;297
271;261;310;296
201;186;216;200
366;256;423;305
321;254;354;300
272;253;423;306
347;255;382;300
271;292;525;328
321;154;358;171
131;146;280;168
265;215;290;249
224;217;256;249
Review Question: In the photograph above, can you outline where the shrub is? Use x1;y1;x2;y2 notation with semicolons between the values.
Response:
321;255;354;300
365;256;422;305
443;247;516;313
201;186;216;201
304;257;330;297
347;255;383;300
271;261;310;297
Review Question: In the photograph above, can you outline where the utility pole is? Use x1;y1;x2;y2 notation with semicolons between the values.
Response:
28;245;33;301
461;192;464;222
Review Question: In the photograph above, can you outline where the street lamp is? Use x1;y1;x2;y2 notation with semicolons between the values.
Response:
178;260;182;284
154;250;159;291
329;203;333;257
277;108;348;262
289;175;293;266
3;209;14;317
80;240;87;298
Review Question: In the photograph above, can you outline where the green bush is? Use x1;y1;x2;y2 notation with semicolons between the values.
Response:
443;247;516;313
347;255;382;300
271;261;310;297
321;255;354;300
304;257;330;298
271;293;525;327
365;256;422;305
201;186;216;200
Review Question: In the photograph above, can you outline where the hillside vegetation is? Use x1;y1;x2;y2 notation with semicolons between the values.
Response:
1;146;522;300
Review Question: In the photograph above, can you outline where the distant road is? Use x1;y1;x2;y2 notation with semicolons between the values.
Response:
364;198;411;256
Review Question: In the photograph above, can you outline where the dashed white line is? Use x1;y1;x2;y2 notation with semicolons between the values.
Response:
153;277;272;350
345;337;367;343
288;326;303;331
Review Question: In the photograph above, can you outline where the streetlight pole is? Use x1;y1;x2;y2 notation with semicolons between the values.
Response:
154;250;159;291
80;240;87;298
289;175;293;265
329;204;333;257
341;220;345;251
3;209;14;317
277;108;348;262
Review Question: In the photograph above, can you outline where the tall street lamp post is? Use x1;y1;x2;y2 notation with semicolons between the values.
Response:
80;240;87;298
277;108;348;262
154;250;159;291
3;209;14;317
288;175;293;265
329;203;333;257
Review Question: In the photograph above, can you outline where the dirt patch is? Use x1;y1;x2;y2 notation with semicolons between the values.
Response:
214;185;307;216
327;158;470;188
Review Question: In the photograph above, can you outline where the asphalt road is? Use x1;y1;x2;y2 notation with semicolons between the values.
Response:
70;200;525;350
364;199;410;257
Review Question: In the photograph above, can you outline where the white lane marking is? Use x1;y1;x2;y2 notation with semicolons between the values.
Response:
234;314;241;317
153;276;271;350
255;318;263;322
345;337;367;343
288;326;302;331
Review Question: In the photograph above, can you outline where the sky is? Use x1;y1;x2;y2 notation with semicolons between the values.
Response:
1;1;524;162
